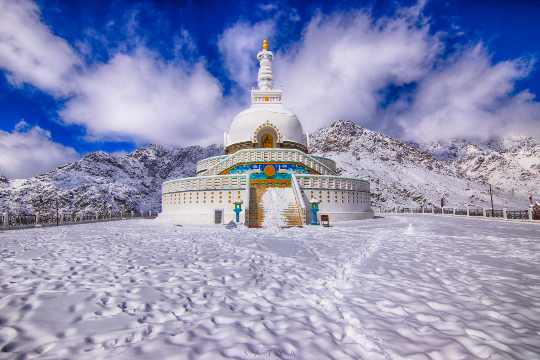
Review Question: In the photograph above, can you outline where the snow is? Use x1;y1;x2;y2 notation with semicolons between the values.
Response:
3;121;538;214
261;187;295;228
0;216;539;359
0;144;223;215
417;136;540;203
310;120;538;209
8;179;27;190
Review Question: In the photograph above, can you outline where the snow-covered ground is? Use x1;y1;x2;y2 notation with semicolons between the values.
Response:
0;216;539;359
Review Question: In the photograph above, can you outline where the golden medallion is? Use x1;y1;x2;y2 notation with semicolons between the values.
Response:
263;165;276;178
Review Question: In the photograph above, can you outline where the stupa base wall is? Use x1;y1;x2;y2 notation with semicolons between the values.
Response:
157;208;374;226
157;208;244;226
315;210;374;223
159;171;374;226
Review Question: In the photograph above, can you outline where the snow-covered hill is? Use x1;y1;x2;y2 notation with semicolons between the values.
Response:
1;121;537;214
0;145;222;214
419;137;539;198
309;120;535;209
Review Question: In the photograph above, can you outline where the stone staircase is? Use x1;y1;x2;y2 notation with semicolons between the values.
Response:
247;186;304;228
281;204;304;227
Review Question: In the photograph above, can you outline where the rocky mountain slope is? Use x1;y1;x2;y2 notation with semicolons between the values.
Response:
419;137;539;198
1;121;537;215
0;145;222;215
309;121;534;209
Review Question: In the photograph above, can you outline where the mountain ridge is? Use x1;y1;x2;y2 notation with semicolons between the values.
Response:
1;121;537;215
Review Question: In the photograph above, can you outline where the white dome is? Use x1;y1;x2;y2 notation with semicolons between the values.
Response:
227;104;307;148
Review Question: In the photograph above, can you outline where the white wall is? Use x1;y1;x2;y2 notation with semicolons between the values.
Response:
160;174;373;226
160;189;249;225
300;188;373;223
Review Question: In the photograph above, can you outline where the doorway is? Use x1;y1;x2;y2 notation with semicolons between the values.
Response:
256;127;278;148
214;209;223;224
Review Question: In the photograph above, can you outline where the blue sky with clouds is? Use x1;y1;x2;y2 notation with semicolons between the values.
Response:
1;0;540;178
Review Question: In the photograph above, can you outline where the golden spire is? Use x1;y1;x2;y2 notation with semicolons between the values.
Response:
262;38;269;51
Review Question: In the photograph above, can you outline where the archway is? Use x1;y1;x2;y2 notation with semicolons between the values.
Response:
256;127;278;148
262;133;273;148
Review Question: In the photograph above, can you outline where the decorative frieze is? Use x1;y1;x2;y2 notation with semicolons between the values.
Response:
163;174;248;194
202;148;338;177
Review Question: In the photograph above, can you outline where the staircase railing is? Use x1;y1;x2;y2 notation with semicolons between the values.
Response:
245;175;251;227
291;174;307;225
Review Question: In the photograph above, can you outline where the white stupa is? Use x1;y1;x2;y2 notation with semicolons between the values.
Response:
225;39;307;154
159;39;373;226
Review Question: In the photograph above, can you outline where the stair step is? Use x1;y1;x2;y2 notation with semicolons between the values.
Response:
248;185;304;228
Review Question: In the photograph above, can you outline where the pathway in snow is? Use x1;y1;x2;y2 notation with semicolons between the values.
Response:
0;216;539;359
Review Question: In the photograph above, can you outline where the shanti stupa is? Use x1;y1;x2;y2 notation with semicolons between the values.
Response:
159;39;373;226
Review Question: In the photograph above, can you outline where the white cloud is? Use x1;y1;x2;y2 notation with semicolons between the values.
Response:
0;0;241;147
273;11;440;133
219;11;540;141
258;3;279;12
218;21;275;90
0;0;80;94
216;11;440;133
397;45;540;142
0;0;235;147
61;49;239;145
173;29;197;59
1;0;539;148
0;121;79;178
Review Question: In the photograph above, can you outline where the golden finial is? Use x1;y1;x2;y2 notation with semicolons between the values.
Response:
262;38;269;51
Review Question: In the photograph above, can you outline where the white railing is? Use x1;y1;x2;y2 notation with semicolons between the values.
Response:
196;155;229;174
1;210;157;230
201;148;338;176
381;207;538;222
295;174;370;192
245;175;252;227
163;174;248;194
310;155;337;172
291;174;307;224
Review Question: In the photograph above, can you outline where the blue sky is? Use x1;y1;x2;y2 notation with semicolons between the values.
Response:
1;0;540;178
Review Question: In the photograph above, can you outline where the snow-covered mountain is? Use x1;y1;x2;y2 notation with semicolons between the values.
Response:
419;137;539;198
1;120;537;215
0;145;222;215
309;120;535;209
